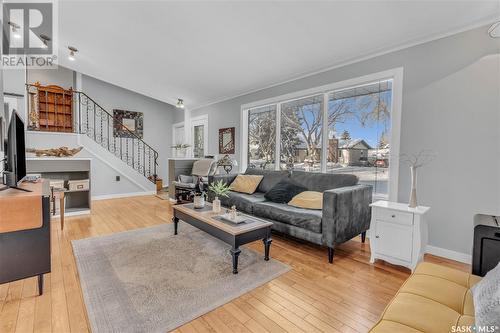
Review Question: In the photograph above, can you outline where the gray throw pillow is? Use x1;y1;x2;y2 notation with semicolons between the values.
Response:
472;261;500;328
178;175;195;183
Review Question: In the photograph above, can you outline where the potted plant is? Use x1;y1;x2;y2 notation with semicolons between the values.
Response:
171;143;191;158
208;180;231;213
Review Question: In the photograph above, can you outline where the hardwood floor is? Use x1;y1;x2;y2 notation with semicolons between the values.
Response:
0;196;469;333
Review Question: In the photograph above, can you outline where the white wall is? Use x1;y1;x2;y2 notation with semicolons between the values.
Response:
28;67;75;88
190;24;500;259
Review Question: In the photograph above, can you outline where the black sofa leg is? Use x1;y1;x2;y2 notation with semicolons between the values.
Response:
328;247;334;263
361;231;366;243
38;274;43;296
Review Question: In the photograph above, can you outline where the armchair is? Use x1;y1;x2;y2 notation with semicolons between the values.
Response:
172;159;217;203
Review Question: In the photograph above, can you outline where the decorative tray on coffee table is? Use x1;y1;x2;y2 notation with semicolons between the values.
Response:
219;213;247;224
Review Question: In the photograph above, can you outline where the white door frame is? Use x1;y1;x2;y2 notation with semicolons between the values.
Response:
190;114;209;157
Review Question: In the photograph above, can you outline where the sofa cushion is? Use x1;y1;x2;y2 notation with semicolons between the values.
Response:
288;191;323;210
219;191;266;214
253;201;322;233
229;175;263;194
245;168;290;193
290;170;358;192
264;180;307;204
369;262;482;333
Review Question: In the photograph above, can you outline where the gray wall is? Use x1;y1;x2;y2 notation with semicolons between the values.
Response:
172;108;185;124
28;66;75;88
191;25;500;256
81;75;176;182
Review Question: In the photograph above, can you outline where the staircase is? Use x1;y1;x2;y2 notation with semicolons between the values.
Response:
26;84;159;183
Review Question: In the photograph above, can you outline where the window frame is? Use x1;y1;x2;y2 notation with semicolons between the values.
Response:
240;67;403;202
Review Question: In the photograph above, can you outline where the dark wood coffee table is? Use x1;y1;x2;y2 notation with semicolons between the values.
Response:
172;203;273;274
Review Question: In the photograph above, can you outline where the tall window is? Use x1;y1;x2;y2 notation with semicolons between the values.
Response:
248;105;276;170
244;78;394;198
327;80;392;197
280;95;323;172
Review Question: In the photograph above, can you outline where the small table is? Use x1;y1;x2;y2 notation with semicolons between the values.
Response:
172;203;273;274
50;187;66;230
369;201;430;272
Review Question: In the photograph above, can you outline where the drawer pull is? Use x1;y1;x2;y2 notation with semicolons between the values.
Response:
391;214;396;218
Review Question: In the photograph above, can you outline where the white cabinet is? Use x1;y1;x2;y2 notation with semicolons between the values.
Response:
369;201;430;272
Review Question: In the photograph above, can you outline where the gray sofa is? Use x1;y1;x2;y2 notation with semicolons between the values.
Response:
208;168;372;263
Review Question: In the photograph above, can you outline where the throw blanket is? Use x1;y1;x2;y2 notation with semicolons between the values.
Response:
191;159;215;177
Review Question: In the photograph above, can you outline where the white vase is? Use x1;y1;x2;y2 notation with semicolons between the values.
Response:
194;195;205;208
212;197;221;213
409;166;418;208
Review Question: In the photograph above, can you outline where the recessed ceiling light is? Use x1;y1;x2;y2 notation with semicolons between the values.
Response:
176;98;185;109
488;21;500;38
68;46;78;61
8;21;21;39
40;34;51;48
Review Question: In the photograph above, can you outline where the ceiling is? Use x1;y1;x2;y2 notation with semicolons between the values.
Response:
57;1;499;109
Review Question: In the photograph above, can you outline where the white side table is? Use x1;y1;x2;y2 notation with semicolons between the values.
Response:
369;201;430;272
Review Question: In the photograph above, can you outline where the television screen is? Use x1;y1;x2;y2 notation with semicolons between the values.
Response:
5;111;26;185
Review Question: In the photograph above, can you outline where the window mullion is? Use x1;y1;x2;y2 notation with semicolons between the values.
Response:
321;93;328;173
275;103;281;171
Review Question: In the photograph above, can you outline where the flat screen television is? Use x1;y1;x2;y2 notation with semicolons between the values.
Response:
1;111;27;190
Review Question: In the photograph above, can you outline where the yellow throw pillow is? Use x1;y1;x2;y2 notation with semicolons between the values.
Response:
288;191;323;210
229;175;264;194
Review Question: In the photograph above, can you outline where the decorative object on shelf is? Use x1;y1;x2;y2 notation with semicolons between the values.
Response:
113;109;143;138
68;179;90;191
217;154;237;174
26;146;83;157
27;82;74;132
208;179;231;213
218;127;235;154
400;150;436;208
171;143;190;158
193;192;206;209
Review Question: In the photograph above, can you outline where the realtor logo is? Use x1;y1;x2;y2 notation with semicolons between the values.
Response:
2;1;57;68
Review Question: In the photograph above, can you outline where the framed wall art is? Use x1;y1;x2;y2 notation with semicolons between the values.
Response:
218;127;235;154
113;109;144;138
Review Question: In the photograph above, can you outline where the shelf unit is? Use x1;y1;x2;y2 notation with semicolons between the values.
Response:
33;83;74;133
26;158;91;216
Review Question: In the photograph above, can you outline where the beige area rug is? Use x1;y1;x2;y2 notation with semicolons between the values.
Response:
72;222;290;333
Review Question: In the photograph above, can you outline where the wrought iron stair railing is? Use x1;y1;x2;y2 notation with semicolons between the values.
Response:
26;84;159;183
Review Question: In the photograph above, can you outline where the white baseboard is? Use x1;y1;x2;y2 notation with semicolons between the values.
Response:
426;245;472;264
92;191;156;201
